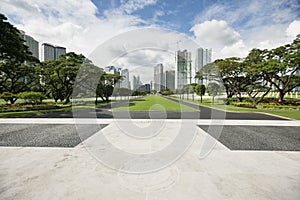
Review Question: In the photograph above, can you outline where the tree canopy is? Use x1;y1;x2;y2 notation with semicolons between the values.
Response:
0;13;37;63
195;34;300;105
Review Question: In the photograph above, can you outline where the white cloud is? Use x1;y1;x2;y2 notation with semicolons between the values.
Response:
286;20;300;38
0;0;147;57
190;20;241;47
219;40;248;58
114;0;158;15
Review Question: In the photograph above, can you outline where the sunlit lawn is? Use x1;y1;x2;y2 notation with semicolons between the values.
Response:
173;97;300;120
113;95;197;111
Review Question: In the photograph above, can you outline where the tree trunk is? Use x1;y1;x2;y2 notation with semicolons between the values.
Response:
278;91;285;103
9;98;17;104
200;95;203;103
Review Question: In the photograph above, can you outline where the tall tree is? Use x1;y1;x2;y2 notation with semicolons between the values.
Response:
214;58;247;101
263;35;300;102
96;73;122;103
207;82;221;104
0;63;40;103
195;84;206;103
0;13;37;63
195;58;246;100
40;52;86;103
244;49;272;106
0;13;40;103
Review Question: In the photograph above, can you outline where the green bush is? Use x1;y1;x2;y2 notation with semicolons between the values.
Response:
18;92;45;104
159;90;174;95
0;92;18;104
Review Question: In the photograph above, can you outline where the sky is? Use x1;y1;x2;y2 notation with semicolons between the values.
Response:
1;0;300;84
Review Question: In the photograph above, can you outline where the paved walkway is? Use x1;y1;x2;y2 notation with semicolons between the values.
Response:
0;118;299;199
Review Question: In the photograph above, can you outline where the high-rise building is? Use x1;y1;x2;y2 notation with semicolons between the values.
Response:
176;50;192;89
41;43;66;61
104;66;120;75
120;69;130;89
20;31;39;60
55;46;66;60
195;48;212;84
132;75;142;90
41;43;55;61
165;70;175;90
154;63;165;91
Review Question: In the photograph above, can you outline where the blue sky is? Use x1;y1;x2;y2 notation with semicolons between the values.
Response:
91;0;300;36
0;0;299;83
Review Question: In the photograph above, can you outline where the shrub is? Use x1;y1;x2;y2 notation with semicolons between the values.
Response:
0;92;18;104
159;90;174;95
18;92;45;104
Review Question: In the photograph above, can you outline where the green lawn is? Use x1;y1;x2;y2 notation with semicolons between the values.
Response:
0;101;110;118
171;97;300;120
113;95;196;111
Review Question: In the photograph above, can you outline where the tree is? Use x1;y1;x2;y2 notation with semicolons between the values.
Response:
96;73;122;103
40;52;86;103
214;58;247;101
195;59;247;101
0;92;18;104
0;63;40;104
195;84;206;103
207;82;221;104
244;49;272;107
0;13;37;63
0;13;40;104
263;35;300;102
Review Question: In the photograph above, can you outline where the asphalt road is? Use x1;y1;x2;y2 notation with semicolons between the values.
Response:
0;124;107;148
33;96;288;120
198;125;300;151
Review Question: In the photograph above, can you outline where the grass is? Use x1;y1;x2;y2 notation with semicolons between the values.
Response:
113;95;197;111
0;100;111;118
171;97;300;120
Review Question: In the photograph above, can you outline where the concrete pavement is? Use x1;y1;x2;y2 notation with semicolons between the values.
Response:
0;118;299;199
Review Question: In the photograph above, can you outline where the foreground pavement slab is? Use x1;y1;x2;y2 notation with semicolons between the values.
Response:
0;119;299;199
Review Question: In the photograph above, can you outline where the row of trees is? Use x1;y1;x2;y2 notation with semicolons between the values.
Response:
195;35;300;106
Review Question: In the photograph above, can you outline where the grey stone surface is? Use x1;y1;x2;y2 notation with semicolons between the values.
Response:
0;124;107;147
199;125;300;151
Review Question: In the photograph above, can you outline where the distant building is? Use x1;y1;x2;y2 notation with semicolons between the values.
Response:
145;84;151;92
165;70;175;90
41;43;55;61
20;31;39;60
104;66;121;75
154;63;165;91
132;75;142;90
176;50;192;89
195;48;212;84
54;46;66;60
120;69;130;89
41;43;66;61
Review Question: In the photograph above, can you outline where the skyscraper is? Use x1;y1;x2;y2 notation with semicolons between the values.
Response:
132;75;142;90
165;70;175;90
41;43;55;61
55;46;66;60
120;69;130;89
154;63;164;91
20;31;39;60
176;50;192;89
195;48;212;84
41;43;66;61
